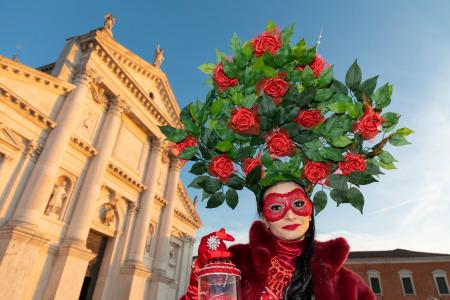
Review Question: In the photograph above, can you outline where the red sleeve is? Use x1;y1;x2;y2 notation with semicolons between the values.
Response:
178;259;201;300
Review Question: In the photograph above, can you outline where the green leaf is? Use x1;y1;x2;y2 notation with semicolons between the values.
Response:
216;128;235;141
377;150;398;164
330;80;348;95
293;39;306;59
258;94;277;119
266;20;276;31
292;87;316;106
345;59;362;91
245;165;262;185
158;125;186;142
207;192;225;208
215;49;226;62
346;102;363;119
313;191;327;215
222;58;239;78
188;176;209;189
215;140;233;152
329;174;348;190
389;133;411;146
331;136;353;148
281;24;295;45
190;162;208;175
373;83;391;109
199;177;223;194
381;112;400;132
198;63;216;75
345;187;364;214
319;147;343;162
301;66;315;87
230;32;241;52
178;146;198;159
235;146;255;160
298;46;316;65
226;188;239;209
241;94;257;109
183;119;200;137
396;127;414;136
261;151;274;168
314;88;334;102
357;75;378;98
327;101;347;114
348;171;378;186
227;174;244;190
330;188;347;205
317;66;334;88
379;161;397;170
366;159;384;175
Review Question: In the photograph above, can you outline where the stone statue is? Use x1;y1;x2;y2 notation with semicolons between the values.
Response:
101;203;116;226
46;180;68;218
153;44;164;68
193;195;198;207
103;13;115;36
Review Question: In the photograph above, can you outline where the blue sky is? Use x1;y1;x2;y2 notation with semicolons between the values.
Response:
2;0;450;253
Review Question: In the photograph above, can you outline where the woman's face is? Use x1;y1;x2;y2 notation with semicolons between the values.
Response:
262;181;312;241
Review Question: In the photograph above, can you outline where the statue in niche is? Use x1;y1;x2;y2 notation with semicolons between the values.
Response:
101;202;116;226
153;44;164;68
45;177;70;219
145;224;154;253
103;13;115;36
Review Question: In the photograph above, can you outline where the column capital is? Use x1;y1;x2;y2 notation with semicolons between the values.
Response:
169;157;183;171
127;201;138;214
73;65;97;86
150;138;165;154
107;95;129;115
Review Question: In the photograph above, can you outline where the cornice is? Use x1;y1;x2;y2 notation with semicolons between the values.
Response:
177;182;202;227
154;193;168;206
107;161;147;192
0;82;56;129
69;135;98;157
346;256;450;265
174;208;201;228
0;55;75;95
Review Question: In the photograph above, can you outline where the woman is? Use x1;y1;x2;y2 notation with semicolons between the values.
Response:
180;180;376;300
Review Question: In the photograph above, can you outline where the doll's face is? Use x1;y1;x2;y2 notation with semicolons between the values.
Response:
261;181;312;241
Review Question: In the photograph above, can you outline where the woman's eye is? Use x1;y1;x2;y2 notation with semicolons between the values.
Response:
293;200;305;208
269;204;283;212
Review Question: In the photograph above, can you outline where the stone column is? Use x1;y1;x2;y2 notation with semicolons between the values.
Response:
148;157;182;300
65;96;125;245
177;235;195;298
42;96;125;300
12;68;95;227
127;138;164;263
152;157;182;272
118;138;164;299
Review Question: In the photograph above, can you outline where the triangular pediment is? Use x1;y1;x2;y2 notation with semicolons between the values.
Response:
90;32;181;127
0;123;23;153
176;181;202;228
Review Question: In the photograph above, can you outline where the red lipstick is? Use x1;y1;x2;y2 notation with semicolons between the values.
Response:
282;224;300;231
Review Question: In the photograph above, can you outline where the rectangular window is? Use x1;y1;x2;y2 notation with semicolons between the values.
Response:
370;277;382;294
402;277;415;295
436;276;450;295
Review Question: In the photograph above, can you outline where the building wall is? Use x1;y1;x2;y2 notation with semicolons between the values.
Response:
0;23;201;300
346;260;450;300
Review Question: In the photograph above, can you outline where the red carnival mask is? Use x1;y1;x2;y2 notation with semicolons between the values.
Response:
263;188;312;222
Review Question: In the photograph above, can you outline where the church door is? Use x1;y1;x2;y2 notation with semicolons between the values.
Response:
79;230;108;300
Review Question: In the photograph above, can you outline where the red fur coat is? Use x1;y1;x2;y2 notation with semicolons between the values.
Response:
227;221;376;300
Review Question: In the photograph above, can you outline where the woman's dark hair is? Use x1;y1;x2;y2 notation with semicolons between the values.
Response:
258;182;315;300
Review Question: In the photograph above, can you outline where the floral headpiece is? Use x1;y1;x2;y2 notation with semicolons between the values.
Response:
159;21;412;214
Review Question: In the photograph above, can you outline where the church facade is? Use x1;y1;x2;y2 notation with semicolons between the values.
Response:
0;14;201;300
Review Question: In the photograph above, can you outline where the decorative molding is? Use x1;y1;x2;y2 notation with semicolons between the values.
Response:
0;224;49;247
70;135;98;157
177;182;202;227
120;262;150;278
0;55;75;95
0;83;56;129
346;256;450;264
107;161;146;191
154;193;168;206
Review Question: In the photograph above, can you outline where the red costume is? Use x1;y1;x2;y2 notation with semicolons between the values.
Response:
180;221;375;300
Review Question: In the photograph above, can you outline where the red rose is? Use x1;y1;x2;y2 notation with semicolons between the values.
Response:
242;153;264;177
264;129;295;157
353;105;386;140
208;154;234;182
293;110;324;128
338;153;366;176
230;107;256;132
303;161;331;184
213;63;238;92
251;29;282;57
257;73;289;106
171;134;197;156
296;53;328;78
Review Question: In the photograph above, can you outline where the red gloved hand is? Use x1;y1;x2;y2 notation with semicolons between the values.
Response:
179;228;235;300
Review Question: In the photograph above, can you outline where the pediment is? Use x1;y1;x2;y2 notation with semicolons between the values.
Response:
0;123;23;156
176;181;202;228
90;33;181;128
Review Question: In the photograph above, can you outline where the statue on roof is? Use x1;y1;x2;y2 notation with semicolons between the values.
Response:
153;44;164;68
103;13;115;37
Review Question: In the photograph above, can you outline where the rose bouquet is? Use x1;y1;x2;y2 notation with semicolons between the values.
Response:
159;21;412;214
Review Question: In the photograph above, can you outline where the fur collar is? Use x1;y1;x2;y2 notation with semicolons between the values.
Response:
248;220;350;281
